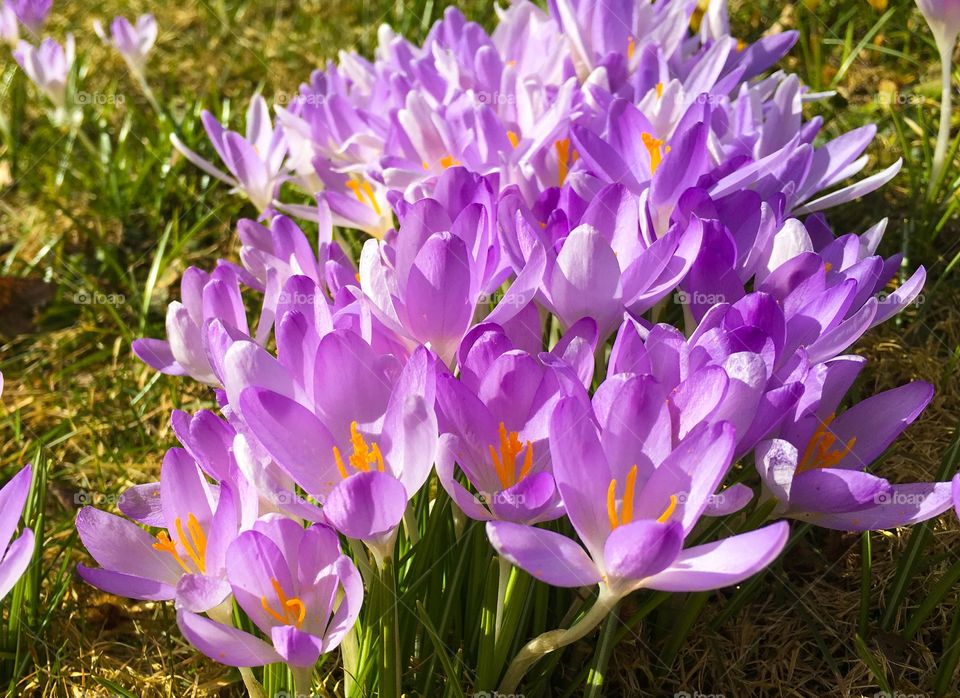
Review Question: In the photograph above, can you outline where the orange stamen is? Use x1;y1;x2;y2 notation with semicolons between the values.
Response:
488;422;534;490
333;421;386;479
260;578;306;628
153;513;207;574
796;413;857;474
346;179;382;216
642;132;670;174
607;467;677;529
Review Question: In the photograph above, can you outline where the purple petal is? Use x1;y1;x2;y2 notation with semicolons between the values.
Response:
603;520;683;586
76;563;175;602
177;610;281;667
322;471;407;542
486;521;601;588
644;522;789;592
0;529;32;600
0;465;31;555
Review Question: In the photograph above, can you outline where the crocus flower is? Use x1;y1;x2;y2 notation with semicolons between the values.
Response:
917;0;960;57
13;34;73;109
228;334;439;559
77;448;240;612
0;465;35;601
133;265;253;386
757;380;954;531
500;182;702;340
10;0;49;35
94;14;157;76
0;1;18;46
360;168;536;365
177;516;362;672
489;398;788;599
172;96;287;214
916;0;960;192
436;320;595;525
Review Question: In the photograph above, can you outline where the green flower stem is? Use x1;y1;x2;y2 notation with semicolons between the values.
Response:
583;598;621;698
495;556;511;637
376;556;402;698
498;588;620;694
929;40;955;199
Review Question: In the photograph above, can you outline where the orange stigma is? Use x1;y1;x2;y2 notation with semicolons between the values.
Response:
333;421;386;479
260;578;306;628
606;465;677;529
641;132;670;174
346;179;382;216
796;414;857;474
152;513;207;574
555;138;578;186
440;154;461;169
488;422;534;490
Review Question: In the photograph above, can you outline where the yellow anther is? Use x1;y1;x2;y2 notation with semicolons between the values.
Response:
641;132;670;174
555;138;576;186
260;578;306;628
507;131;520;149
627;36;636;60
796;414;857;474
607;467;677;529
346;179;382;217
656;82;664;99
736;38;747;52
153;513;207;575
440;154;461;169
488;422;534;490
657;494;678;524
333;421;386;479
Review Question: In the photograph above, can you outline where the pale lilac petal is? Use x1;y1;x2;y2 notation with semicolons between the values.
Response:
486;521;601;588
644;521;789;592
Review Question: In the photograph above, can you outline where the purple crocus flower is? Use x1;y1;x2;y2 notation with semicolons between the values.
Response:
177;516;362;671
76;448;240;612
0;1;19;46
0;465;35;601
360;168;536;365
94;14;157;76
228;334;439;559
489;397;789;599
133;265;253;385
172;96;287;214
10;0;49;35
436;320;595;525
757;381;954;531
500;182;702;340
13;34;73;109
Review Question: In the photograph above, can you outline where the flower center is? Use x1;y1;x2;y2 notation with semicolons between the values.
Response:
554;138;578;186
260;578;306;628
345;178;382;216
333;420;385;478
641;132;670;174
796;413;857;474
606;464;677;529
152;512;207;574
488;422;534;490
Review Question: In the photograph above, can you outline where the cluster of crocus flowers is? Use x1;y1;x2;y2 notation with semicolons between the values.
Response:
68;0;958;694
